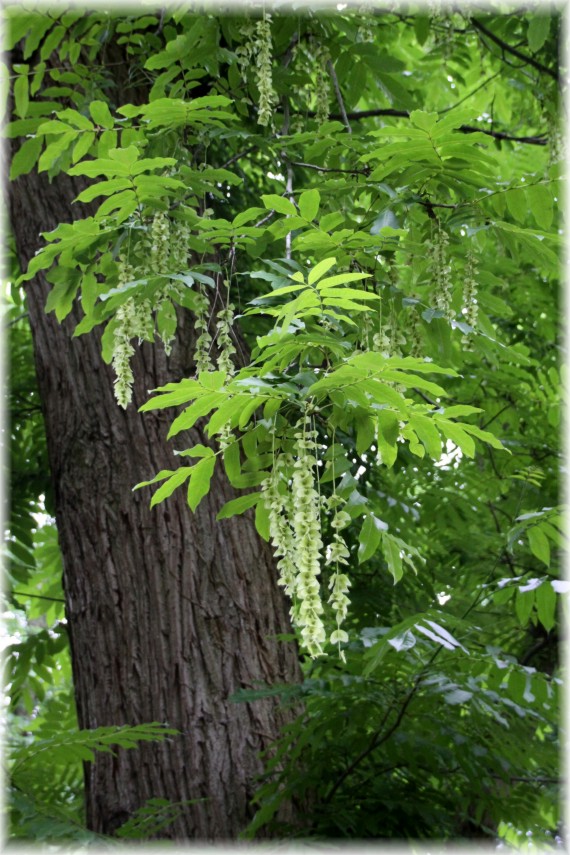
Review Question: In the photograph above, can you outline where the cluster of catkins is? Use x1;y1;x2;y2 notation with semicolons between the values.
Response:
112;213;188;408
239;18;335;132
461;250;479;350
190;278;237;450
313;44;331;127
112;212;238;410
262;416;352;660
428;226;453;319
237;16;278;127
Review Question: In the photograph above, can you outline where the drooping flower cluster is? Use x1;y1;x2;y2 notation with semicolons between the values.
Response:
236;22;256;82
215;291;237;451
193;285;214;375
428;226;453;319
325;494;352;660
235;17;280;126
291;417;326;657
110;215;194;406
372;303;405;357
462;250;479;328
261;455;297;597
372;319;392;356
112;256;150;409
356;8;375;42
149;213;178;355
408;297;424;358
113;300;137;410
215;298;237;378
170;220;191;273
149;211;171;274
314;44;331;127
262;418;355;660
253;16;279;127
461;250;479;350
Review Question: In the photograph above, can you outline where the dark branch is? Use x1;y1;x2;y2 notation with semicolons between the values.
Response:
289;160;368;176
12;591;66;603
471;17;559;82
459;125;547;145
325;109;548;145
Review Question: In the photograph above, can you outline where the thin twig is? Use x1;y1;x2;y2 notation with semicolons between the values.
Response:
289;160;368;176
12;591;66;604
5;313;29;327
326;59;352;134
471;17;558;82
438;71;502;114
221;145;257;170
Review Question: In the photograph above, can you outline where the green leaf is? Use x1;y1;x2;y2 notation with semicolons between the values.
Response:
413;15;430;45
10;135;43;180
216;492;261;520
505;187;527;224
376;410;400;468
459;423;507;452
14;68;29;119
187;456;216;512
527;184;553;230
174;444;214;459
261;194;297;216
37;132;75;172
355;412;375;455
307;258;337;286
150;468;194;507
409;110;438;133
316;272;371;290
515;588;535;626
527;525;550;566
255;499;271;541
440;405;482;418
199;371;227;391
89;99;114;129
72;131;96;164
358;514;386;563
535;580;556;632
167;393;223;438
298;189;320;222
409;414;442;460
527;15;550;52
434;419;476;458
232;207;266;228
75;178;133;203
382;533;403;584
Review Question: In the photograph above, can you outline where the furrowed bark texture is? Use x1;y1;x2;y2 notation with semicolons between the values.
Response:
10;167;302;840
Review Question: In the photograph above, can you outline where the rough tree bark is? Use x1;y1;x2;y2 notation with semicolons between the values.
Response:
9;164;303;839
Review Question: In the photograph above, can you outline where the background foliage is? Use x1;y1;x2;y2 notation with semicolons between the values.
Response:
4;2;564;847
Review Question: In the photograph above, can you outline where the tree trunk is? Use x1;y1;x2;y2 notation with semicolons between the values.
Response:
10;165;303;840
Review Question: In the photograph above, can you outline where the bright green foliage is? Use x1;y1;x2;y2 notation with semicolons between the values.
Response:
5;3;563;846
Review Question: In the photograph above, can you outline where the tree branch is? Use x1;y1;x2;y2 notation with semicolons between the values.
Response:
325;109;548;145
12;591;66;603
471;17;558;82
289;159;368;176
327;59;352;134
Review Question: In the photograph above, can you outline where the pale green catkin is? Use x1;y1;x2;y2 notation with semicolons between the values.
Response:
291;417;326;658
429;226;453;319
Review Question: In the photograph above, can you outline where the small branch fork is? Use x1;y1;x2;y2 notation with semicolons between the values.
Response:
471;17;559;82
